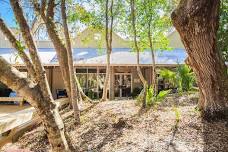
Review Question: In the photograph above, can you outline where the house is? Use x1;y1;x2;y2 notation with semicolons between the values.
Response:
0;28;187;100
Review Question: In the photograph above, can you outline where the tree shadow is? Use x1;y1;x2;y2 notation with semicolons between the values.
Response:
166;120;180;151
202;119;228;152
77;119;127;151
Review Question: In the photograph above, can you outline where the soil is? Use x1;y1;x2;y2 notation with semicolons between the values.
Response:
2;93;228;152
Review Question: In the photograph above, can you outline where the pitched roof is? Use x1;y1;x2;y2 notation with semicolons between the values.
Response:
0;48;187;66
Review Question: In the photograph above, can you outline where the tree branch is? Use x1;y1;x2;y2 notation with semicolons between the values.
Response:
0;18;37;81
10;0;46;83
0;56;39;108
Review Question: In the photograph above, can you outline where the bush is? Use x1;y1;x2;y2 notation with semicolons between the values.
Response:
176;64;195;92
146;85;171;107
159;64;196;92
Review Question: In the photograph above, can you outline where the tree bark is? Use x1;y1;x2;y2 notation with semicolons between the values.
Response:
171;0;228;120
130;0;148;108
61;0;80;124
0;57;69;152
33;0;92;105
101;0;114;101
0;1;71;150
0;19;36;82
148;17;157;95
33;0;74;109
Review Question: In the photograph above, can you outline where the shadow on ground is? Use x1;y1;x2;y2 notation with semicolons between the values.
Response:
202;120;228;152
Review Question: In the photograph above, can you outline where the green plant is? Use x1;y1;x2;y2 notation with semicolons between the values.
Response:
159;65;196;92
176;64;195;92
146;85;171;107
172;106;181;122
159;68;177;87
88;90;95;99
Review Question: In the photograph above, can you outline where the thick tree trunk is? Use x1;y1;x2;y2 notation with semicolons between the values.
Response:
130;0;148;108
10;0;54;107
171;0;228;119
0;57;69;151
1;1;71;150
33;0;92;105
61;0;80;124
34;0;73;110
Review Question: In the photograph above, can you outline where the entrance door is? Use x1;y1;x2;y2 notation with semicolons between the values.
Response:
114;74;132;98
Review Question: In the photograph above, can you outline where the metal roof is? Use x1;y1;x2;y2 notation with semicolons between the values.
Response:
0;48;187;66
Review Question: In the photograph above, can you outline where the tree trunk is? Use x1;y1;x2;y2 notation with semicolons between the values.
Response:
61;0;80;124
0;18;36;82
101;0;114;101
1;1;71;150
148;19;157;95
34;0;73;110
33;0;92;106
171;0;228;120
102;52;111;101
0;57;69;151
130;0;148;108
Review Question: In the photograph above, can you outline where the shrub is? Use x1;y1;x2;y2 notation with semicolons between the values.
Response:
159;68;177;87
146;85;171;107
176;64;195;92
159;64;196;92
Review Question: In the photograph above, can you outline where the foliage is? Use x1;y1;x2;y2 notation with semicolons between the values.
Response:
172;106;181;122
146;85;171;107
217;0;228;61
159;68;177;87
176;64;195;92
159;64;196;92
121;0;173;52
88;90;97;99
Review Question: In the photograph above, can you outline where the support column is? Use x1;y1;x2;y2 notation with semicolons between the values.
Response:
109;66;115;100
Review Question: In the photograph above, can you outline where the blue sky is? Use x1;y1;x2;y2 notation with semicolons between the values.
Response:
0;0;16;27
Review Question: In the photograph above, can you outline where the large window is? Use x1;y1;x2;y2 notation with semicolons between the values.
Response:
76;68;106;99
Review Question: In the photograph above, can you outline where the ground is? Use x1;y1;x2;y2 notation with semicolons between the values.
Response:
2;93;228;152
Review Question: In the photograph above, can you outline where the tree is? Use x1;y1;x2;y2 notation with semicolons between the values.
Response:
0;0;70;151
171;0;228;120
68;0;123;101
61;0;81;123
101;0;114;101
139;0;171;95
130;0;148;108
33;0;81;123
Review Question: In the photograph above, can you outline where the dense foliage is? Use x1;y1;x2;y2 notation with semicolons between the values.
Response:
159;65;195;92
218;0;228;61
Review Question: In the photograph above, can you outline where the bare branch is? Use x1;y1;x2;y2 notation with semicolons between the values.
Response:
10;0;46;83
0;18;37;81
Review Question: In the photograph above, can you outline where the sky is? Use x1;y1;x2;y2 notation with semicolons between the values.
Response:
0;0;16;27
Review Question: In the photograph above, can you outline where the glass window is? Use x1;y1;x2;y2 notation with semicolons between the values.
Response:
99;69;106;73
97;74;106;89
88;74;97;90
77;74;87;90
88;69;97;73
76;68;87;73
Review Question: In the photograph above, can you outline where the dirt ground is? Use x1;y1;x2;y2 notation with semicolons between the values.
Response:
2;93;228;152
